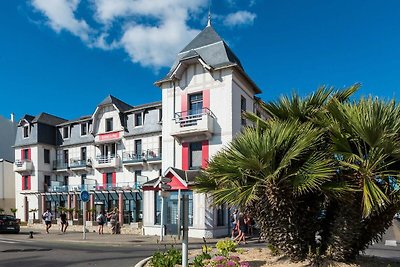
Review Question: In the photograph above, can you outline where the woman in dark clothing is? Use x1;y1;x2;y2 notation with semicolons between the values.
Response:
234;213;247;244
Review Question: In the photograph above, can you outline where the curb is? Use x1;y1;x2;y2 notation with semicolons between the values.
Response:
135;256;152;267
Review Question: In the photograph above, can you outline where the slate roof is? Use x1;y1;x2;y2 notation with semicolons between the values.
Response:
126;101;162;113
31;113;67;126
57;115;92;126
98;95;133;112
20;114;35;123
155;25;260;93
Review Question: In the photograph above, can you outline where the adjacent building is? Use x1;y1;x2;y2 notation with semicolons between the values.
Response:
13;21;263;237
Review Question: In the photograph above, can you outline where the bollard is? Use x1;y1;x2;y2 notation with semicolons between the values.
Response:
29;231;34;238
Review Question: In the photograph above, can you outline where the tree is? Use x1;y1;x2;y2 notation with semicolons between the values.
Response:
29;208;39;220
10;208;18;217
195;85;400;263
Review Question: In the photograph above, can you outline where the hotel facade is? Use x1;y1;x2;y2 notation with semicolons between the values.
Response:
13;23;262;238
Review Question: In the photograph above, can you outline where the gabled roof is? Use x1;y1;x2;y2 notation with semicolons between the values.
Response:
31;113;67;126
20;114;35;123
155;25;260;93
98;95;133;112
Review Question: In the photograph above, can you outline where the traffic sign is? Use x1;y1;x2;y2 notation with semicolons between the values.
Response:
160;184;172;190
81;190;90;202
161;177;172;184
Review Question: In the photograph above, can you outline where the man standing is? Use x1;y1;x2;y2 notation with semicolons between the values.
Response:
42;209;53;234
231;209;238;239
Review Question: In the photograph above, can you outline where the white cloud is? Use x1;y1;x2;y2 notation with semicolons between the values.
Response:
29;0;257;69
31;0;91;41
120;19;199;69
224;11;256;27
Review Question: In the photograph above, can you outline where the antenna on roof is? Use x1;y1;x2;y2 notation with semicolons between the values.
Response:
207;0;212;27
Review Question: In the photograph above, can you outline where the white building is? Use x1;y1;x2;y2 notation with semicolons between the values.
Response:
13;21;263;237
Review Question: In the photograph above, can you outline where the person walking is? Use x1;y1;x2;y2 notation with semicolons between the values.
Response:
60;210;68;233
234;212;247;244
231;209;238;239
96;211;106;235
107;208;118;234
42;209;53;234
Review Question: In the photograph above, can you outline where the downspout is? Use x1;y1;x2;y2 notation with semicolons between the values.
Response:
173;79;176;168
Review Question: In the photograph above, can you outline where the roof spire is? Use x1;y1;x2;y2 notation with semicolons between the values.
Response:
207;1;211;27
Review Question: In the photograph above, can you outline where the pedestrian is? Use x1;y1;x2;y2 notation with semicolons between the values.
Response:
245;214;253;236
231;209;238;239
234;212;247;244
42;209;53;234
60;209;68;233
96;211;106;235
107;208;118;234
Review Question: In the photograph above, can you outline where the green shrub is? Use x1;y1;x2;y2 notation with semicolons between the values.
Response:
216;239;237;256
150;248;182;267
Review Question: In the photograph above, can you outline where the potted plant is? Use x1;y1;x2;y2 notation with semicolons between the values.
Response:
86;207;98;226
10;208;17;217
0;208;4;214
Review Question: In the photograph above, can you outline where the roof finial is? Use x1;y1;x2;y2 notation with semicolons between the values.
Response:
207;1;211;27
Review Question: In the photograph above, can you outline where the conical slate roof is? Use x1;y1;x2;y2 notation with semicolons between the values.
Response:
179;26;224;53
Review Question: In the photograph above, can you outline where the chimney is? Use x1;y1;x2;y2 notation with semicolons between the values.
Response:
10;113;14;122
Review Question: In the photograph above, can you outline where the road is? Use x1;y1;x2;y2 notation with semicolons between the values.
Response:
0;235;155;267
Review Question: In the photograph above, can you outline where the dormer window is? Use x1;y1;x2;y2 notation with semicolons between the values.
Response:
106;118;113;132
23;126;29;138
135;113;143;127
63;126;69;139
81;123;87;136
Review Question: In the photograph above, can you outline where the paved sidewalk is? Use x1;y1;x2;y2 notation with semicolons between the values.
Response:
13;226;231;247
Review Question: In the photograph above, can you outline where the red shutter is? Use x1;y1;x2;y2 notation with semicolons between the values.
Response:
203;89;210;109
112;172;116;186
27;176;31;190
181;93;188;117
22;176;25;190
202;140;209;168
21;149;24;160
102;173;106;188
182;143;189;170
28;148;31;160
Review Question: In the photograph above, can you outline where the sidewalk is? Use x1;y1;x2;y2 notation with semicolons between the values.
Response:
14;226;227;247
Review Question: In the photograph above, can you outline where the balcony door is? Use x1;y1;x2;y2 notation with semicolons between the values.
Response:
101;143;116;157
189;93;203;116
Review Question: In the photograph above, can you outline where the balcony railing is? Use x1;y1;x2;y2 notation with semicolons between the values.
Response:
122;151;144;163
174;107;215;127
14;159;34;173
48;182;144;192
93;155;120;169
145;148;162;162
53;160;69;170
122;149;162;164
70;158;92;169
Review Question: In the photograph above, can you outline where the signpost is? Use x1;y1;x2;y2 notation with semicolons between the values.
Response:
81;190;90;240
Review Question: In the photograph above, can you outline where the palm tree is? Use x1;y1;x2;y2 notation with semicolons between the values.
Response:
197;120;337;261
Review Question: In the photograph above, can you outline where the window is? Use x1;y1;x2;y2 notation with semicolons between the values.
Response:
81;123;87;136
217;205;226;226
44;175;51;186
80;174;86;185
23;126;29;138
154;192;162;225
63;150;68;164
135;139;142;158
106;118;113;132
135;113;143;127
23;175;29;190
81;147;87;161
189;142;202;169
23;149;29;160
63;126;69;139
158;109;162;122
154;191;194;226
241;96;247;126
63;176;68;186
106;173;112;184
44;149;50;164
189;93;203;116
134;170;142;188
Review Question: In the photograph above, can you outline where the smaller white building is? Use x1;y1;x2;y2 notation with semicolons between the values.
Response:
0;159;15;214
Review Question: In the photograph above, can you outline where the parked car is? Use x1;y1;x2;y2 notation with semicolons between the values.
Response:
0;214;20;234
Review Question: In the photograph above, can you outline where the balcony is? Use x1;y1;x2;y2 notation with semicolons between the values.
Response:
69;158;92;172
122;151;144;166
95;181;142;191
145;148;162;164
171;108;215;143
53;160;69;172
14;159;34;173
48;184;93;193
93;155;120;169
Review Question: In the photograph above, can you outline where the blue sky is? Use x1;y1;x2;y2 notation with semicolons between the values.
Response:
1;0;400;121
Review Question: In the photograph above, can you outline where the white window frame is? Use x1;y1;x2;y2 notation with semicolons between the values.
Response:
23;125;29;139
134;113;143;127
80;122;88;136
